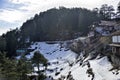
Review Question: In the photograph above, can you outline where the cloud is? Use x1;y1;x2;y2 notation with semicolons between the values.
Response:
0;20;21;35
0;0;119;35
0;9;25;23
0;28;9;35
1;0;119;23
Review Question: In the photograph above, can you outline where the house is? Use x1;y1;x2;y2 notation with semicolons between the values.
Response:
16;48;27;55
109;30;120;56
88;31;95;37
98;21;117;35
89;20;118;36
109;30;120;67
110;35;120;56
99;21;116;29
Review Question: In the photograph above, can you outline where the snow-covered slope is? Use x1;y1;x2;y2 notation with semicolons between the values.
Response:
26;42;120;80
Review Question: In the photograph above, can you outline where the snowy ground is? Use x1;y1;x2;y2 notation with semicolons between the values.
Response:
26;42;120;80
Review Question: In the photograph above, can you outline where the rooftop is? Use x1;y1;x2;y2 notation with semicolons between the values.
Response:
99;21;116;26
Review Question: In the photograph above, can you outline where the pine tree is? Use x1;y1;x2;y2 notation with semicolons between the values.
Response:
17;54;32;80
0;52;32;80
32;51;47;73
0;52;18;80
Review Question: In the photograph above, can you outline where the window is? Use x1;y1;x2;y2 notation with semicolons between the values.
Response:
112;36;117;43
112;47;116;53
118;36;120;43
112;36;120;43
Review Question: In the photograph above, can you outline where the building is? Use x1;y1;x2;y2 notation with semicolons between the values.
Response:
89;20;119;36
16;49;27;55
109;31;120;67
109;31;120;55
99;20;116;28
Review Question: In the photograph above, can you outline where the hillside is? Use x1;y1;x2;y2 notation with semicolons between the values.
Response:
1;7;101;57
24;41;120;80
1;1;120;80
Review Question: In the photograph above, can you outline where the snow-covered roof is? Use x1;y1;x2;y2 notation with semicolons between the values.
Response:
99;21;116;26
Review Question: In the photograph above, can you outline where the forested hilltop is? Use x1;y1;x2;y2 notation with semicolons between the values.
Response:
20;7;101;41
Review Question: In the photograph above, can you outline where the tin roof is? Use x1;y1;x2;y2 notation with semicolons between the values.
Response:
99;21;116;26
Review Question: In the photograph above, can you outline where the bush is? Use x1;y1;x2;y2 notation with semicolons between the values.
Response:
55;72;60;76
38;74;46;80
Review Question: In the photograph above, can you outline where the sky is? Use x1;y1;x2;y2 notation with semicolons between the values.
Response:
0;0;119;35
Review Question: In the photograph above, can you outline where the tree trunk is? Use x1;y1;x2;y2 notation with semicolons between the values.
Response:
37;64;40;73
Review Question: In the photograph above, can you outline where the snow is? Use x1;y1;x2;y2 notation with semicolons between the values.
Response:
25;41;120;80
28;42;77;61
95;27;103;34
95;26;110;36
27;72;38;76
89;57;120;80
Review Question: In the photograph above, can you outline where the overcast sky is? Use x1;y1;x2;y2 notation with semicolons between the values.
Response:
0;0;119;35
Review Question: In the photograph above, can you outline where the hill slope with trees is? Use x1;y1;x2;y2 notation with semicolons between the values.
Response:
1;7;102;57
20;7;101;41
